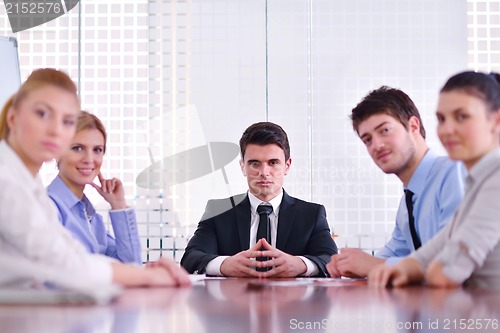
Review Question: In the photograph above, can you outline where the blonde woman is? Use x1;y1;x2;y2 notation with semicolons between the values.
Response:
0;68;189;289
48;111;141;264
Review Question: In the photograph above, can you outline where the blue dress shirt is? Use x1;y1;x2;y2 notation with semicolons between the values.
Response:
47;176;142;264
376;149;466;264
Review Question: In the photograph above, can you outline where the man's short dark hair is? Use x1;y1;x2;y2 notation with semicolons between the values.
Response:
239;122;290;160
350;86;426;139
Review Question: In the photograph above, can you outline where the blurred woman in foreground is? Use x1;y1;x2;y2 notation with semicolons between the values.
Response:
0;68;189;289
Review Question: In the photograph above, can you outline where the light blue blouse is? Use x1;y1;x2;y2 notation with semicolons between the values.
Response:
47;175;142;264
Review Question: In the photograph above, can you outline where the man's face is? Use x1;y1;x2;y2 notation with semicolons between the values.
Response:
240;143;291;202
357;113;416;177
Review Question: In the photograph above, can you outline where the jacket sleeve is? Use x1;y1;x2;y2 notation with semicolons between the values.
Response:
302;205;338;277
108;208;143;264
180;200;219;274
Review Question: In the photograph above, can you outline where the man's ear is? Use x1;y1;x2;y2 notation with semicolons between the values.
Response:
284;158;292;175
239;159;246;176
408;116;421;135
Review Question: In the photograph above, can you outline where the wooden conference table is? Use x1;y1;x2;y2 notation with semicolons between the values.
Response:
1;277;499;333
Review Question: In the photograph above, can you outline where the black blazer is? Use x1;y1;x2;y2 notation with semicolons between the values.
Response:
181;190;338;277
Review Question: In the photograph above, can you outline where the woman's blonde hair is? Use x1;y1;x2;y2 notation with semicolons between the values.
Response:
77;111;107;153
0;68;79;140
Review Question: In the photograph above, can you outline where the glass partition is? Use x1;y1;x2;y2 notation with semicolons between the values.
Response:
0;0;471;261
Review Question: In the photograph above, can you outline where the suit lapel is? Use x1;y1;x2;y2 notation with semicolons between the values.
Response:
235;195;251;250
276;190;297;250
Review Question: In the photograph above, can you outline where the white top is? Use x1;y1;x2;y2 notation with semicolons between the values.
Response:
0;140;113;288
248;190;284;248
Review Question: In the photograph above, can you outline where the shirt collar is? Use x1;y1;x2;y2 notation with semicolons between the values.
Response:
248;189;283;216
48;175;94;214
466;148;500;191
0;140;43;193
406;148;438;195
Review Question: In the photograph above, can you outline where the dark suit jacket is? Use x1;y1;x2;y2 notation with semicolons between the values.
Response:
181;190;338;277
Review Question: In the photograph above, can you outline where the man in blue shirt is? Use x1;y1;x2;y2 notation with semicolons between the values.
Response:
326;86;465;278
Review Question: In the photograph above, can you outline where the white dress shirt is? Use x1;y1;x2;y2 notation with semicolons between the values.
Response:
206;190;318;276
0;141;113;288
248;190;283;248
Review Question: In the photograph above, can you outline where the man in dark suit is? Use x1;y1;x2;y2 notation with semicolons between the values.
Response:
181;122;337;277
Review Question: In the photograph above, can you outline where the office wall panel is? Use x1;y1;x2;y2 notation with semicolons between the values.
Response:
309;0;467;247
0;0;470;260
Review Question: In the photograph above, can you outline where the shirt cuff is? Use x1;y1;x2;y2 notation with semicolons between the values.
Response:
385;257;402;266
84;254;115;285
109;207;133;212
205;256;230;276
297;256;319;277
434;241;476;284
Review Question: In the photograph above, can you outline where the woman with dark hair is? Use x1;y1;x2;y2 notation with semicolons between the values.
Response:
369;71;500;289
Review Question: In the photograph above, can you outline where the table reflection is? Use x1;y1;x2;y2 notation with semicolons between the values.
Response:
1;279;500;333
386;287;500;333
187;279;332;333
0;305;113;333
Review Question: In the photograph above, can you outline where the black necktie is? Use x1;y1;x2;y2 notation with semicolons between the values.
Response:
256;204;273;271
405;189;421;250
